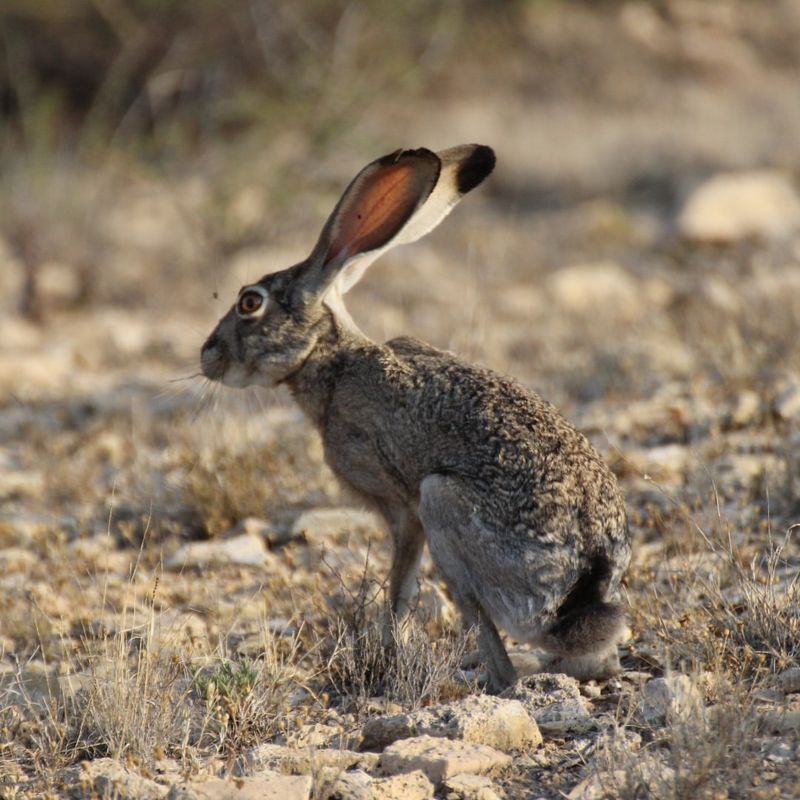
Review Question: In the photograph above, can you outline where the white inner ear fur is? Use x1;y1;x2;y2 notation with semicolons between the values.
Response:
321;282;365;336
332;158;467;296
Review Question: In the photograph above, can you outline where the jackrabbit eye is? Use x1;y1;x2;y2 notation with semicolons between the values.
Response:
236;287;267;318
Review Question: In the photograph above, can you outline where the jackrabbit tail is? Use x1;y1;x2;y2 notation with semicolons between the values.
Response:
202;145;631;692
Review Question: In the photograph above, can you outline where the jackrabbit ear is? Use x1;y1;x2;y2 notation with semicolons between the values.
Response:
295;144;495;300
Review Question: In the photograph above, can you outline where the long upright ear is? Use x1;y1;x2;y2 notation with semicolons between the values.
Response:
294;144;495;300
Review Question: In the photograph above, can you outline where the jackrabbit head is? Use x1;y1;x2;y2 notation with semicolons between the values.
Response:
201;145;495;387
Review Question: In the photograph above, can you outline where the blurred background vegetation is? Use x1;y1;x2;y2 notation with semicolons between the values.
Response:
1;0;799;386
1;0;521;318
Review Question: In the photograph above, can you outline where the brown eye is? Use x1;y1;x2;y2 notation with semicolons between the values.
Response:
236;288;266;317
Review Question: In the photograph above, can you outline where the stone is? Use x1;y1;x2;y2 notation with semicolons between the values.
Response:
165;533;271;569
678;170;800;242
64;759;168;800
759;709;800;734
377;735;511;786
774;375;800;423
166;772;312;800
361;694;540;752
0;468;45;500
729;389;762;428
286;721;361;750
778;667;800;695
639;675;702;725
231;516;290;547
291;507;380;543
371;770;435;800
546;261;644;322
331;770;373;800
331;769;434;800
444;772;503;800
567;771;626;800
508;674;595;735
625;444;689;482
765;739;794;763
238;742;376;777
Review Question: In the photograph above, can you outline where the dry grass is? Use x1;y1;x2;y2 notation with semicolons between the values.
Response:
0;570;313;794
189;624;307;757
321;565;474;714
595;674;763;800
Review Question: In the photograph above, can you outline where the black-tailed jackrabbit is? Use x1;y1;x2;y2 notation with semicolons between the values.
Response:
201;145;631;691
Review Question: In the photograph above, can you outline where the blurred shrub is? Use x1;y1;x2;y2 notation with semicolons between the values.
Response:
0;0;510;150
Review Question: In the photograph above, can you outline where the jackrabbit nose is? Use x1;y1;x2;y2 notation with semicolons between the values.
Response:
200;333;227;380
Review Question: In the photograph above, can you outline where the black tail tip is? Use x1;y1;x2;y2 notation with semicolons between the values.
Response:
456;144;496;194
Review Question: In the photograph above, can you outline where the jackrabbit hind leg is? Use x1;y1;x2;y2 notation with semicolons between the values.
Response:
418;474;516;693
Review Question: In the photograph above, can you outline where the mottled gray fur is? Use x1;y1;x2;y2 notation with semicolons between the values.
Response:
201;145;631;692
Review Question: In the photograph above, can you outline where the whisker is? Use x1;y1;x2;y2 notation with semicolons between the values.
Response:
253;388;270;417
191;380;212;423
169;372;205;384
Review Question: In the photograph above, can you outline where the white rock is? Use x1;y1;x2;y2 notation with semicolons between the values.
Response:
166;533;270;569
64;759;168;800
361;694;541;751
444;772;503;800
331;770;373;800
774;375;800;422
330;768;435;800
546;262;640;322
640;675;702;725
625;443;689;481
239;742;375;776
509;674;595;735
729;389;762;428
533;699;596;736
679;171;800;242
231;516;290;547
166;772;312;800
371;770;435;800
286;721;361;750
377;735;511;786
291;507;380;542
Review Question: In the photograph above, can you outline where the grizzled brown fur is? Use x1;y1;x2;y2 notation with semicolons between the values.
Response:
202;145;631;691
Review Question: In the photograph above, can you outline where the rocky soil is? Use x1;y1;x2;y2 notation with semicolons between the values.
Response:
2;2;800;798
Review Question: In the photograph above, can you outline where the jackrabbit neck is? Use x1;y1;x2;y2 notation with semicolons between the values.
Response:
283;306;376;429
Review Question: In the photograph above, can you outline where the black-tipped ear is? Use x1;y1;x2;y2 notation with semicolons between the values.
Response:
454;145;495;194
291;144;495;302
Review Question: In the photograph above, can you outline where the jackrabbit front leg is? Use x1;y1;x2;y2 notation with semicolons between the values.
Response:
377;503;426;645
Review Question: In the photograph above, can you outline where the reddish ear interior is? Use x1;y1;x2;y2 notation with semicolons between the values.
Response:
324;158;436;266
